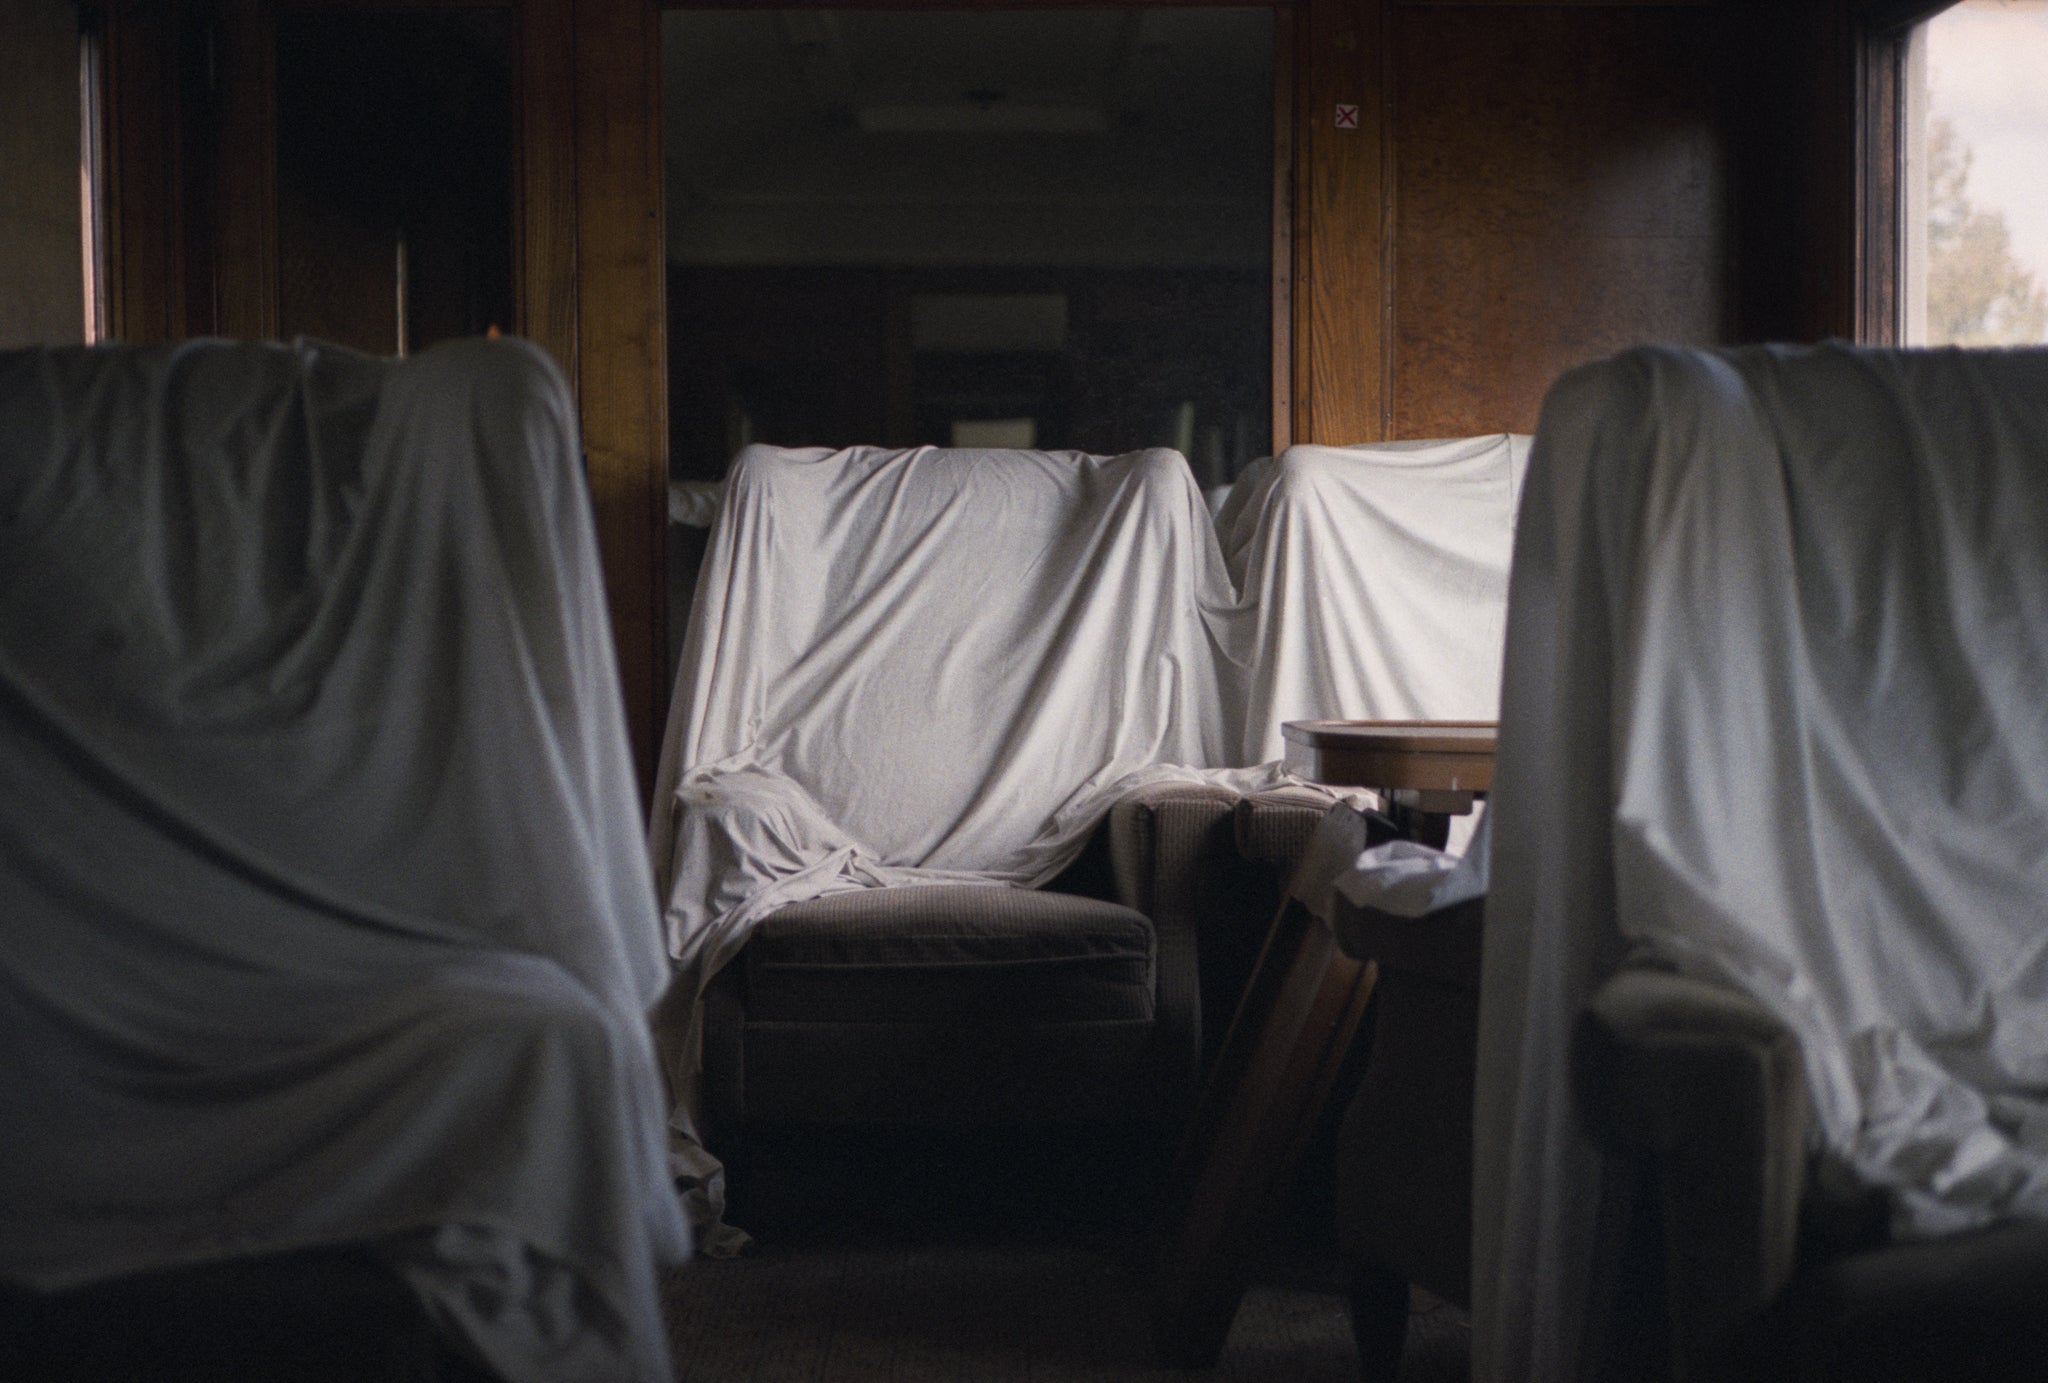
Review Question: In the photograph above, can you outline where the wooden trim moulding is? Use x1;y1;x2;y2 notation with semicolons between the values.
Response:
573;0;668;794
1270;1;1295;457
520;0;579;379
1855;20;1905;344
100;1;184;344
213;0;280;341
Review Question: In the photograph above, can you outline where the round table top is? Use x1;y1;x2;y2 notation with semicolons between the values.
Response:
1280;719;1497;793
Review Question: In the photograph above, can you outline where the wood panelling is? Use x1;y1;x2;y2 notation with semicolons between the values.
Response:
1295;0;1388;444
1724;0;1860;343
101;4;184;343
519;0;579;378
214;0;281;340
574;0;668;789
1270;1;1295;456
93;0;1881;783
273;11;516;353
1857;21;1903;343
1387;3;1729;437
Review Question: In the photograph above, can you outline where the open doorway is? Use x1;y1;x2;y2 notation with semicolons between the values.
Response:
661;7;1281;679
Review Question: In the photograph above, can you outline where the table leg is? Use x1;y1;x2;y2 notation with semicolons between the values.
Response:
1149;894;1380;1367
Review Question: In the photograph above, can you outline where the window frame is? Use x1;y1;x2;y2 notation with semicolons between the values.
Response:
1859;0;1958;344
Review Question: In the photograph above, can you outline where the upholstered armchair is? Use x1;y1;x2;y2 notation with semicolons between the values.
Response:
651;444;1264;1192
1578;967;2048;1382
1472;342;2048;1381
697;778;1242;1139
0;339;685;1383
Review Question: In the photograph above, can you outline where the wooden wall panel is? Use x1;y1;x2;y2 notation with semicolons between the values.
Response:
520;0;578;377
574;0;668;790
1270;1;1296;455
2;0;89;348
1387;3;1729;438
1294;0;1388;445
213;0;281;341
102;3;184;343
1726;0;1860;343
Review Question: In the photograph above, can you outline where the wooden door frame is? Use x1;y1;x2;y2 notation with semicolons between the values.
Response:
93;0;671;792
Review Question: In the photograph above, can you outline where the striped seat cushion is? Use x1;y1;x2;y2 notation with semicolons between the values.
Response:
740;885;1156;1026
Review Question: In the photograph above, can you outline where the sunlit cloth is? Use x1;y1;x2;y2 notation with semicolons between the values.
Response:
1474;343;2048;1382
0;338;688;1383
1219;436;1529;763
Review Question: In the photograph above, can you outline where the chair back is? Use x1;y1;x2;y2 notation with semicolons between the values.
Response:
656;444;1239;875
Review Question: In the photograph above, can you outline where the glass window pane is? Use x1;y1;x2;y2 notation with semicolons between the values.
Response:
1903;0;2048;346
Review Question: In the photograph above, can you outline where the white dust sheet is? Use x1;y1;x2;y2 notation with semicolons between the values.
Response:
0;340;688;1383
649;436;1529;1248
1219;437;1529;763
1474;344;2048;1382
650;444;1267;978
647;444;1289;1247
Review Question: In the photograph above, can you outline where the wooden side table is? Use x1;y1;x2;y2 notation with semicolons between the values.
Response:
1149;720;1495;1367
1283;718;1494;847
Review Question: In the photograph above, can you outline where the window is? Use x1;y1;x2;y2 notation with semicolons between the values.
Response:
1901;0;2048;346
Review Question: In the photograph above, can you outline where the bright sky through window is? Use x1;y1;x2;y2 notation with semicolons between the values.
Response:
1910;0;2048;344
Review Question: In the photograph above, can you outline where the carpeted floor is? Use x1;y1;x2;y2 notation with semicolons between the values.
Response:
663;1237;1466;1376
664;1241;1469;1383
660;1126;1469;1383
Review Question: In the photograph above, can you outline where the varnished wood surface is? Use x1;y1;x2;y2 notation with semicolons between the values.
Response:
101;3;181;344
1727;0;1859;345
1281;719;1496;793
520;0;580;380
1388;2;1729;437
574;0;669;792
214;0;281;342
1295;0;1388;445
1152;806;1381;1368
1269;2;1295;459
90;0;1876;792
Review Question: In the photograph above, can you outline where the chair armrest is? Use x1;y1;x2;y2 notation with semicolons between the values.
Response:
1106;781;1241;920
1106;782;1242;1102
1579;967;1812;1360
1328;895;1483;990
1232;784;1343;876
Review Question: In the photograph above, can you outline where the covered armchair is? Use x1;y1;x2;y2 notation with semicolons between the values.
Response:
1579;967;2048;1380
1198;433;1530;1061
0;339;688;1382
1217;435;1528;765
1474;343;2048;1381
1151;433;1525;1370
648;443;1264;1249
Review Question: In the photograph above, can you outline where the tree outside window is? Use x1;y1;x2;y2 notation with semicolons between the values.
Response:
1925;115;2048;345
1904;0;2048;347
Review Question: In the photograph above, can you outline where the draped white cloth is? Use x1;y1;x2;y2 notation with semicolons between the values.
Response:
0;339;688;1383
1475;343;2048;1382
647;436;1532;1247
649;443;1261;985
1218;437;1529;763
646;444;1285;1248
